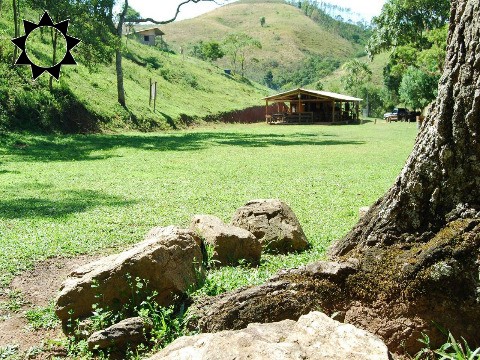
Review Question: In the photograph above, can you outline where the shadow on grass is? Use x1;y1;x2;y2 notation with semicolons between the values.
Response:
0;189;135;219
1;131;365;163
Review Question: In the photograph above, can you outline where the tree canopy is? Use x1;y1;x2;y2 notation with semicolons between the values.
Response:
367;0;450;56
367;0;450;108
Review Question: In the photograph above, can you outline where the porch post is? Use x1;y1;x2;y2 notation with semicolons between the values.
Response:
265;100;269;123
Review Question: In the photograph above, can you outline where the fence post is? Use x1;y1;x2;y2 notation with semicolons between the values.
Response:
153;82;157;112
149;78;152;107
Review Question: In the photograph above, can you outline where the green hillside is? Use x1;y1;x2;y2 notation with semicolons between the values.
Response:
162;0;368;86
313;52;390;92
0;4;269;133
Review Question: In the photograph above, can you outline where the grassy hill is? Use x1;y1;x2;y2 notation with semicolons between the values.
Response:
162;0;368;86
0;4;269;133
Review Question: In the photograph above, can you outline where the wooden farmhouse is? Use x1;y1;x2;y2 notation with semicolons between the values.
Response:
264;88;362;124
131;27;165;46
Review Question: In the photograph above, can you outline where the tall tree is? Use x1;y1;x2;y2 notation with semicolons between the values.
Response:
368;0;450;99
331;0;479;258
398;66;439;110
113;0;222;108
340;59;372;97
223;33;261;76
12;0;19;65
366;0;450;56
24;0;115;89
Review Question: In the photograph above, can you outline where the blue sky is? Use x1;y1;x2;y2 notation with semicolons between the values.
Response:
127;0;386;23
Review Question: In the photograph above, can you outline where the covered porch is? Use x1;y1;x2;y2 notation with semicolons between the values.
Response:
264;88;362;124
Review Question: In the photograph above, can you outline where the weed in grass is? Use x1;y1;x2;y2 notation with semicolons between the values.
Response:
0;344;19;360
25;302;60;330
434;333;480;360
0;290;26;313
24;345;44;359
413;332;480;360
66;273;196;358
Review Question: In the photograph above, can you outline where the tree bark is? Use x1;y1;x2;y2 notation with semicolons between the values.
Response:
115;0;127;107
330;0;480;257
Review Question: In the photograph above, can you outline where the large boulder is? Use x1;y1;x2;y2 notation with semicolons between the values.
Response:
55;226;204;327
190;215;261;266
231;199;309;253
149;311;390;360
87;317;151;351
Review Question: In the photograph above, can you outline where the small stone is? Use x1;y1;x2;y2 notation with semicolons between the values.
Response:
231;199;309;254
87;317;152;351
191;215;261;266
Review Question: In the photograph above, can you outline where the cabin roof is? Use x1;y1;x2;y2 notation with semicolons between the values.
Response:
132;27;165;36
264;88;362;102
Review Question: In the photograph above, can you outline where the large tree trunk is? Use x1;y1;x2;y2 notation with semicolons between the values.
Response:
12;0;19;65
115;48;126;107
331;0;480;257
191;0;480;355
115;1;127;108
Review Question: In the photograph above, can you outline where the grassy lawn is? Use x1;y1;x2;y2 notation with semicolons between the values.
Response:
0;121;417;291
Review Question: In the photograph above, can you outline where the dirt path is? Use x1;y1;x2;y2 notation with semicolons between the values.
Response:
0;255;100;358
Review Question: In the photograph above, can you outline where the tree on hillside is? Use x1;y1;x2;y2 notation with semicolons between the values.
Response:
289;0;372;45
124;5;140;47
191;40;225;62
22;0;115;90
191;0;480;353
260;16;266;27
340;59;372;98
223;33;261;76
12;0;20;65
113;0;223;107
263;70;274;88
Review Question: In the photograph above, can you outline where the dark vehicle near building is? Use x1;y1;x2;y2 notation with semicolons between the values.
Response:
384;108;421;122
383;108;409;122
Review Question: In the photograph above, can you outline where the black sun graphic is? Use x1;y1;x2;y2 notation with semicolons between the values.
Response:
11;11;81;80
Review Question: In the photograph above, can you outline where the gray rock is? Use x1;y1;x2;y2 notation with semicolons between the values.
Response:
87;317;151;351
231;199;309;253
55;226;204;327
149;311;390;360
191;215;261;266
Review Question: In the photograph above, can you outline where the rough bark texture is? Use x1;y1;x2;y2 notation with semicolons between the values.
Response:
331;0;480;256
191;0;480;356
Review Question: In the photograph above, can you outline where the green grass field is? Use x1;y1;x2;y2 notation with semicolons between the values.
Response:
0;121;417;291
